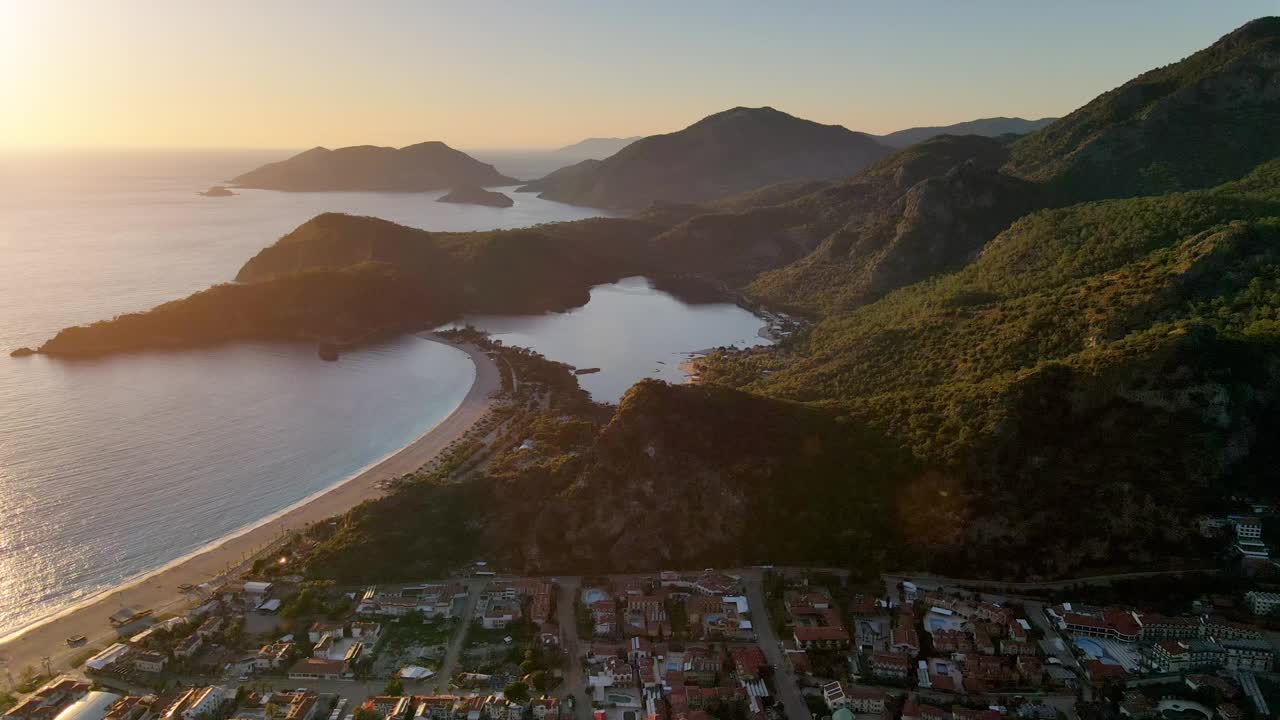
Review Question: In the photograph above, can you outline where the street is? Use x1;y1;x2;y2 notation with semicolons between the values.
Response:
554;577;592;720
424;578;488;694
744;575;811;720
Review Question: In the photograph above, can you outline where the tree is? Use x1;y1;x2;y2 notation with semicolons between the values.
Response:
354;708;381;720
384;677;404;696
504;681;530;705
528;671;549;693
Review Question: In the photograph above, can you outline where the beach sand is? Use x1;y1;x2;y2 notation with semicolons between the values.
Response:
0;335;500;677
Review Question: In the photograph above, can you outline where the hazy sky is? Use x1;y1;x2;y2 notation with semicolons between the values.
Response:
1;1;1274;150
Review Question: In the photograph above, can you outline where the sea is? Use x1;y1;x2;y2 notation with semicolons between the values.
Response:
0;149;767;641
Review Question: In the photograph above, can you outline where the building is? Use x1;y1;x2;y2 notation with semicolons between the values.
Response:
287;657;348;681
1203;616;1264;641
133;652;168;674
243;581;274;598
870;652;913;680
103;695;155;720
1222;639;1273;671
1147;640;1225;673
529;698;559;720
793;625;851;650
479;598;521;630
48;692;122;720
84;645;131;673
174;633;203;659
357;583;466;618
530;583;554;626
891;628;920;656
255;641;296;670
1047;605;1140;642
195;617;223;640
160;687;224;720
1085;660;1128;684
730;646;767;680
822;682;848;711
846;688;887;715
1235;518;1262;541
1138;614;1201;641
1245;591;1280;616
3;678;92;720
901;700;948;720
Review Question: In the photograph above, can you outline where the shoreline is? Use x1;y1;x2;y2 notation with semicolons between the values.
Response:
0;334;501;675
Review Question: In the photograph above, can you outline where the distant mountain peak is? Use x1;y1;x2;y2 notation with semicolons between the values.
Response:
877;117;1058;148
555;136;642;155
523;106;891;209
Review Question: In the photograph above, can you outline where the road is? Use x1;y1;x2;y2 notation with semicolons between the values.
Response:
555;578;592;720
425;578;488;694
881;568;1217;593
744;576;810;720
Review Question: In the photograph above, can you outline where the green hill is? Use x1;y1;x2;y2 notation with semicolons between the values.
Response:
1006;17;1280;200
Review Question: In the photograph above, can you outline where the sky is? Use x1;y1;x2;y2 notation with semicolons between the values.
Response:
1;0;1275;150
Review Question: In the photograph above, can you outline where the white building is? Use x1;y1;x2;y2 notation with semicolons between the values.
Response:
84;644;131;672
162;686;225;720
822;681;849;711
243;582;274;597
1235;518;1263;541
1245;591;1280;616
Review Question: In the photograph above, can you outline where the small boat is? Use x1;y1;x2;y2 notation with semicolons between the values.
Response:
66;635;87;647
317;343;339;361
178;583;195;592
573;367;601;375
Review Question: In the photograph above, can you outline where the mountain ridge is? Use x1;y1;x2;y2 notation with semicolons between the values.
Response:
876;116;1057;148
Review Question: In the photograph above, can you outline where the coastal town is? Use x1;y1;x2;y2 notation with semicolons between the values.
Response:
8;510;1280;720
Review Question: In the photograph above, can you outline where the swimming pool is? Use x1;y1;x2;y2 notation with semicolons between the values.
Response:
924;614;963;632
1073;637;1104;658
1156;700;1210;720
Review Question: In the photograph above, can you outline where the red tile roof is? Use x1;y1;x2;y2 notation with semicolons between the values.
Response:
794;626;851;643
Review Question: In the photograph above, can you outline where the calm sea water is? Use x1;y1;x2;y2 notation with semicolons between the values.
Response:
0;150;610;639
449;276;771;402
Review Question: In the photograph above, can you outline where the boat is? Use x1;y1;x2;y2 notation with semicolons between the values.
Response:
317;343;339;361
178;583;195;592
573;367;601;375
66;635;87;647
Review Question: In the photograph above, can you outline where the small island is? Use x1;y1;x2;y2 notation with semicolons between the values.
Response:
437;185;514;208
198;186;236;197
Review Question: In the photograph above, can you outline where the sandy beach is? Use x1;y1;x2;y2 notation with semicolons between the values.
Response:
0;335;500;678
